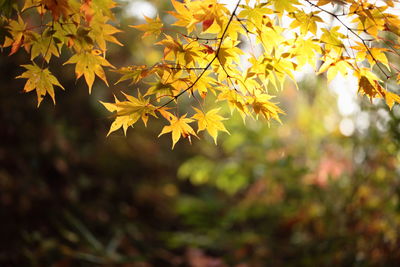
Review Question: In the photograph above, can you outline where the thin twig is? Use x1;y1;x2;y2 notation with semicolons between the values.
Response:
41;20;55;69
180;33;220;42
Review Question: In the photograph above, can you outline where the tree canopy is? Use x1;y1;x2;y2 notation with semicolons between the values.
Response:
1;0;400;147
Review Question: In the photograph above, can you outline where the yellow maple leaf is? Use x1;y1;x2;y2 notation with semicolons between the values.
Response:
320;26;345;54
90;14;123;51
168;0;198;33
30;30;60;63
189;70;217;98
272;0;299;13
43;0;73;20
131;15;163;39
101;92;156;136
355;68;384;101
352;42;390;70
238;6;274;27
114;65;154;85
3;16;29;56
158;113;198;149
217;86;249;119
17;63;64;107
157;35;204;67
385;91;400;110
289;11;323;35
293;38;322;69
217;38;244;66
192;108;229;144
105;113;134;136
157;35;182;58
115;93;156;125
64;49;114;93
250;93;284;123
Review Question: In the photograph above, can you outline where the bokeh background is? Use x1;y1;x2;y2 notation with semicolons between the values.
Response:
1;0;400;266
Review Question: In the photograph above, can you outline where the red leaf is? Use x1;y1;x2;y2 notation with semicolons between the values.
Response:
202;19;213;31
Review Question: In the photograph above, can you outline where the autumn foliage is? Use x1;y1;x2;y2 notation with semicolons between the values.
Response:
2;0;400;147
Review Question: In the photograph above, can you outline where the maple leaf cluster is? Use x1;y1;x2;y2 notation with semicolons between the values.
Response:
2;0;120;106
2;0;400;148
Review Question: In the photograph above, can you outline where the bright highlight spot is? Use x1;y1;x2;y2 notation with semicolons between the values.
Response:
330;75;359;117
126;1;157;19
355;111;370;132
337;93;359;116
219;0;241;11
340;118;355;136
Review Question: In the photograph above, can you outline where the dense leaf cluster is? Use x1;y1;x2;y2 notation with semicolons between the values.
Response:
2;0;400;147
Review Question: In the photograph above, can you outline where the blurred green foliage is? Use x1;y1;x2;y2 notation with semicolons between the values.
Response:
175;81;400;266
0;1;399;266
